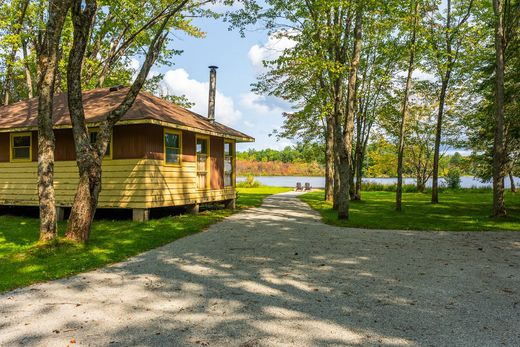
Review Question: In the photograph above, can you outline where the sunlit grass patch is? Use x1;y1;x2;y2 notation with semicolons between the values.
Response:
300;190;520;232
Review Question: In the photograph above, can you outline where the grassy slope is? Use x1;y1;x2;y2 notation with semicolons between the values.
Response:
300;190;520;232
0;187;290;292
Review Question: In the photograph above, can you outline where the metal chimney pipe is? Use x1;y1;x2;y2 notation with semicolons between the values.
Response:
208;66;218;123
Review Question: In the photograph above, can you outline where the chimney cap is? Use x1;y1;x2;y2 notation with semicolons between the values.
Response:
208;65;219;70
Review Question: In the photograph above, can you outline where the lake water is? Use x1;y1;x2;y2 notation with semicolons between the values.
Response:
238;175;519;189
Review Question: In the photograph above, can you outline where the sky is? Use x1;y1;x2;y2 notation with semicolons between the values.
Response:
146;7;296;152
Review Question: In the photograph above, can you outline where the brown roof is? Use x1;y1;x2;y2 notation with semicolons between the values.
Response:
0;87;254;142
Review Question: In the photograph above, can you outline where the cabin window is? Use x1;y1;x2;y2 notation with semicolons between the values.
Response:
164;130;181;165
89;129;112;159
196;137;209;189
224;141;234;187
10;132;32;162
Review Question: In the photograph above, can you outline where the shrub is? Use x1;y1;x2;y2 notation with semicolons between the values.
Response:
236;174;262;188
444;169;461;189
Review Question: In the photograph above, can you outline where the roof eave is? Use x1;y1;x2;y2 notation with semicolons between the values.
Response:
0;118;255;143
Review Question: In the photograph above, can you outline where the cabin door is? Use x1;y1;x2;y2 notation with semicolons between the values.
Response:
196;137;209;189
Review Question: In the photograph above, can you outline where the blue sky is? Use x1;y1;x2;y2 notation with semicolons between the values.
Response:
149;11;295;152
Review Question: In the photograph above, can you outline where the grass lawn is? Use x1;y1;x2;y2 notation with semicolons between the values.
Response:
0;186;290;293
300;190;520;232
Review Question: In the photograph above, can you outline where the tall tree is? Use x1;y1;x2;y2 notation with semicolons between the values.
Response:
337;5;363;219
396;0;420;211
428;0;474;204
492;0;507;216
36;0;72;241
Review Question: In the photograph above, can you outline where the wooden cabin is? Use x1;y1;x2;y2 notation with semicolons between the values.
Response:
0;84;254;221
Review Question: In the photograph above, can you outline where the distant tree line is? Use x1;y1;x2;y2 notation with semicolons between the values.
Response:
237;143;325;165
238;144;480;191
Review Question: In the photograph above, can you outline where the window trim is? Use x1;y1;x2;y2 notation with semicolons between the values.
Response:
163;128;182;166
10;132;32;162
88;127;113;160
224;140;235;187
196;135;211;190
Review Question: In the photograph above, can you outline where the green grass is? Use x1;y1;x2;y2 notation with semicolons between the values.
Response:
300;190;520;232
0;186;290;292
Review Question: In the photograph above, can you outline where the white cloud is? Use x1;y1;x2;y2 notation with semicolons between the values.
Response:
248;32;297;70
128;58;140;72
239;92;273;114
237;92;296;150
396;68;435;81
203;0;243;12
161;68;242;126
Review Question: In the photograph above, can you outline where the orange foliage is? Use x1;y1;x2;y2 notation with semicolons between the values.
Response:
237;160;324;176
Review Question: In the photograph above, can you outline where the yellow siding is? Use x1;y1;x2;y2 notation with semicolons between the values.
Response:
0;159;235;209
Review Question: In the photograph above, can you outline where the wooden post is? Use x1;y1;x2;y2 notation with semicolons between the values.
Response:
224;199;236;210
133;208;150;222
186;204;199;215
56;207;65;221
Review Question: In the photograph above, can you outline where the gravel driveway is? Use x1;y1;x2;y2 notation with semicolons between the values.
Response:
1;192;519;346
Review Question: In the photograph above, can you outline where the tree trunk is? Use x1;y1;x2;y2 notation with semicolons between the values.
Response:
354;147;363;200
431;78;449;203
65;158;102;242
22;40;34;98
36;0;72;241
325;115;335;202
509;172;516;193
349;160;356;200
416;173;425;193
396;0;418;212
333;148;341;210
335;122;350;219
492;0;507;217
337;7;363;220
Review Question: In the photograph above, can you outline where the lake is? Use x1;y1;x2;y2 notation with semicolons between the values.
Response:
237;175;519;189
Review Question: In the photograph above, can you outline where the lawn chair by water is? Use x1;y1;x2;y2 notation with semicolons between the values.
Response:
295;182;303;191
304;182;312;191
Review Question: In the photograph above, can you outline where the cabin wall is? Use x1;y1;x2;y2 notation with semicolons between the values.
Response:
113;124;163;160
0;159;235;208
0;124;235;209
0;133;9;162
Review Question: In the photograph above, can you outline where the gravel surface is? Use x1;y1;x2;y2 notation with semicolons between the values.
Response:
0;192;519;346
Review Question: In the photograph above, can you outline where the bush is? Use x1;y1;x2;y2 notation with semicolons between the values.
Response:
236;175;262;188
444;169;461;189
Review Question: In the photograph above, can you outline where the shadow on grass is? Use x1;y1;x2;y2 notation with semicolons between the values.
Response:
0;187;291;292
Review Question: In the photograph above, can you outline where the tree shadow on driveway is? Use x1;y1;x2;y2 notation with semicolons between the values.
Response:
1;193;519;346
